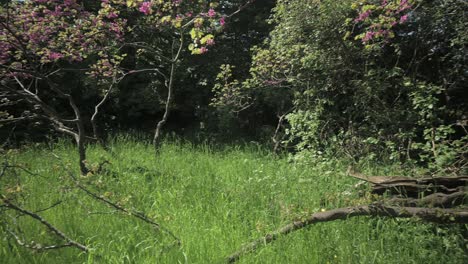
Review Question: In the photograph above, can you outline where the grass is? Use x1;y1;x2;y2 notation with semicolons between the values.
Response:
1;135;466;263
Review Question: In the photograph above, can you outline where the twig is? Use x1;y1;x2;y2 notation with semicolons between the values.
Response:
225;0;257;18
33;201;63;214
5;227;75;252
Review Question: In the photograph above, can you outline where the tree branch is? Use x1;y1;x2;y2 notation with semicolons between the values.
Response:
226;204;468;263
1;197;89;252
51;155;181;245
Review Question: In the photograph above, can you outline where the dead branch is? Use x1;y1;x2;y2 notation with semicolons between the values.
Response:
385;190;467;208
33;201;63;214
347;167;468;196
1;196;88;252
61;163;180;244
4;226;76;252
226;204;468;263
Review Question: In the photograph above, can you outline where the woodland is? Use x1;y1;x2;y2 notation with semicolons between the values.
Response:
0;0;467;263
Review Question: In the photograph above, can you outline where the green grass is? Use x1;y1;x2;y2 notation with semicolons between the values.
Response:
1;136;466;263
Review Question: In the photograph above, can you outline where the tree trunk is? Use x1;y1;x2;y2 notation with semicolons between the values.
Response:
152;61;175;151
76;115;88;175
152;35;183;152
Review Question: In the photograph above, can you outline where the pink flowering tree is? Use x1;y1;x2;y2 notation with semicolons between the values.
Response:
0;0;126;174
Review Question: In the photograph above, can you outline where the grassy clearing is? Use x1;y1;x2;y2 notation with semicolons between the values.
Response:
1;136;466;263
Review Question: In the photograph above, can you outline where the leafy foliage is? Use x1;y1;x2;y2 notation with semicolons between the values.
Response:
235;0;467;172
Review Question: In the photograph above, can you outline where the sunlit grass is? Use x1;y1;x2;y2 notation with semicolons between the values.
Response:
1;136;466;263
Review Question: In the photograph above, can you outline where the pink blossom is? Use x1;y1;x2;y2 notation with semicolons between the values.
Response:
362;31;375;42
206;39;215;46
400;14;408;23
139;2;152;15
64;0;76;6
219;17;225;26
49;52;63;61
355;10;372;22
107;12;118;19
207;8;216;18
185;12;193;17
199;47;208;54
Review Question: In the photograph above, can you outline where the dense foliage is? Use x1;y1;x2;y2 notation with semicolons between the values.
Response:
212;0;467;173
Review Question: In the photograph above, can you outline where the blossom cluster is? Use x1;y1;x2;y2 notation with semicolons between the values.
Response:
100;0;224;54
0;0;126;78
350;0;414;46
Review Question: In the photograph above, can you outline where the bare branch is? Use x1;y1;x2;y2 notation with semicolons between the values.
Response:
226;204;468;263
33;201;63;214
225;0;257;18
5;226;75;252
68;171;180;244
1;197;89;252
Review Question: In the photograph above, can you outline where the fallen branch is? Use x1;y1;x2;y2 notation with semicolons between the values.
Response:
5;227;76;252
226;204;468;263
1;196;88;252
347;167;468;187
386;189;467;208
347;167;468;196
48;151;181;245
67;170;180;244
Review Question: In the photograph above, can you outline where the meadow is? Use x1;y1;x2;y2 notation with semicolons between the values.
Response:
1;136;466;263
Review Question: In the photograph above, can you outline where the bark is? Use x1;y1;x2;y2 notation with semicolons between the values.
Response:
386;190;467;207
226;205;468;263
347;167;468;196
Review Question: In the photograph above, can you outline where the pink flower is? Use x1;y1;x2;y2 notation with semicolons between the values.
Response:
107;12;118;19
185;12;193;17
207;8;216;18
362;31;375;42
49;52;63;61
199;47;208;54
219;17;225;26
139;2;152;15
206;39;215;46
355;10;371;22
400;14;408;23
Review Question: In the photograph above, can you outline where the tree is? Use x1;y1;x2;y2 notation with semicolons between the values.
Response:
0;0;125;174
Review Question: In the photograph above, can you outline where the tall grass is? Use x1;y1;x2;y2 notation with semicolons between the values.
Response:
1;137;466;263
